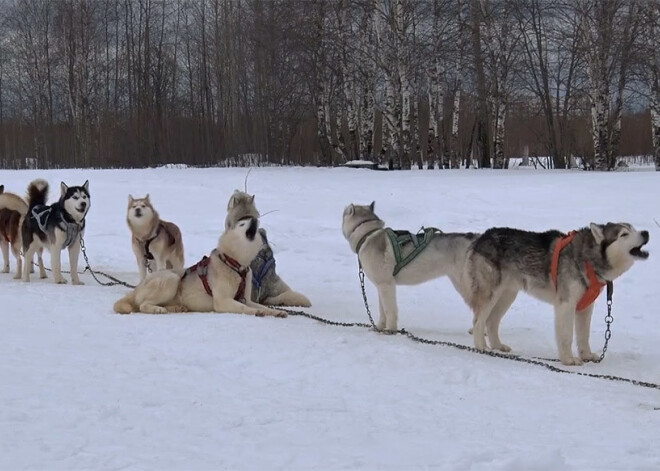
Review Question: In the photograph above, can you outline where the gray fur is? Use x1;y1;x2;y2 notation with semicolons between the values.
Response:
342;202;479;332
466;223;649;365
225;190;311;307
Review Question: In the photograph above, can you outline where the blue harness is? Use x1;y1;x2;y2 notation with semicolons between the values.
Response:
252;249;275;291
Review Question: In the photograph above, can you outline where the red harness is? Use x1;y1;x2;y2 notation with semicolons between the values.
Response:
550;232;606;311
182;253;249;302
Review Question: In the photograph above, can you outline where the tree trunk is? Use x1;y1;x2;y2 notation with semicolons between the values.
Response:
651;77;660;171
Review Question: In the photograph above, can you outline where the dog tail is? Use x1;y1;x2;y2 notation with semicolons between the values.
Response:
113;291;137;314
26;179;49;208
0;192;28;216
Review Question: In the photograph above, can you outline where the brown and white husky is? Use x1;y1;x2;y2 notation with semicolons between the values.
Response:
126;194;184;281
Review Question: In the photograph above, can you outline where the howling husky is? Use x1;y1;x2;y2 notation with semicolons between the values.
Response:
342;201;478;333
465;223;649;365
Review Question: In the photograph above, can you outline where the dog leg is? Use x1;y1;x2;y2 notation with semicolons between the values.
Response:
1;240;8;273
575;304;599;362
554;303;582;366
377;295;387;331
22;244;37;282
377;283;398;333
68;241;84;285
50;247;66;284
485;289;517;352
471;291;501;351
37;249;46;278
134;272;180;313
213;297;286;317
263;290;311;308
12;243;22;279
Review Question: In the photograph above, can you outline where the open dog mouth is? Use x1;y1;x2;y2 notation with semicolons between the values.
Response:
629;244;649;259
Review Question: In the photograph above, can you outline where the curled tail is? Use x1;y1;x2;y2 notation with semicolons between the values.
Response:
26;179;49;209
113;291;137;314
0;192;28;216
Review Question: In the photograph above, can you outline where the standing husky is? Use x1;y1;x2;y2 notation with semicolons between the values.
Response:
465;223;649;365
342;202;478;332
113;216;287;317
21;179;90;284
225;190;311;307
126;194;184;281
0;185;28;277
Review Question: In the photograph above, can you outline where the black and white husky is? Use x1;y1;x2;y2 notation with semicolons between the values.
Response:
21;179;90;284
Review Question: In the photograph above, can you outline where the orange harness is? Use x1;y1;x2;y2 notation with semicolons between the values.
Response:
550;232;606;311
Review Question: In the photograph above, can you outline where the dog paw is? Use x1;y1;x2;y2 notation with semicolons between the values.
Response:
40;273;47;279
579;352;600;362
274;310;287;318
150;306;167;314
72;280;85;286
55;278;68;284
560;356;584;366
254;311;266;317
1;267;8;273
493;344;512;353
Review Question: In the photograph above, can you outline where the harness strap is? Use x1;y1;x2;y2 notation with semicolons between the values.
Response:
182;256;213;296
355;228;380;259
219;252;250;303
143;224;162;261
252;253;275;289
550;232;607;311
386;226;442;276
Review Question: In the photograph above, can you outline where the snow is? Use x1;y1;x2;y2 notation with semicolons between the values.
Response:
1;166;659;470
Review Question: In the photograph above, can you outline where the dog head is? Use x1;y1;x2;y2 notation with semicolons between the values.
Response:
60;181;90;223
217;216;262;266
126;194;157;227
342;201;382;240
225;190;259;230
590;222;649;279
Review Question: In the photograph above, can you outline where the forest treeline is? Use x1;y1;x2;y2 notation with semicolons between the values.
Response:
0;0;658;170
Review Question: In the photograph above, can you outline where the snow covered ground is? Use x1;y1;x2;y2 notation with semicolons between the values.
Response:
1;166;659;470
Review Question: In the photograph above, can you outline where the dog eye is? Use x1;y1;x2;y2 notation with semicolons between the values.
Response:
621;232;629;237
73;196;79;200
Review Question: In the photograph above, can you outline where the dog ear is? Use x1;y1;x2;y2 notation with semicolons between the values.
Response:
60;182;68;195
128;194;134;205
369;201;375;212
82;180;89;193
590;223;604;244
145;193;150;202
249;194;255;204
0;185;4;194
345;204;355;216
227;195;237;210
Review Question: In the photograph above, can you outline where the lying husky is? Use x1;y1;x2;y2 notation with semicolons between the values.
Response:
113;216;287;317
342;201;478;332
466;223;649;365
22;179;90;284
126;194;184;281
0;184;28;277
225;190;311;307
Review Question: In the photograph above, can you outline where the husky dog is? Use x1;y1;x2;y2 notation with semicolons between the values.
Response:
342;201;478;332
21;179;90;284
0;185;29;277
126;194;184;281
225;190;311;307
465;223;650;366
113;216;287;317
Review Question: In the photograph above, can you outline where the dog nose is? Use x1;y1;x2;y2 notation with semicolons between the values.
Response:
80;201;87;209
642;230;649;243
135;209;142;216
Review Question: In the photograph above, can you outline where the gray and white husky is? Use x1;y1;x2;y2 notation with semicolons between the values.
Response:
465;223;649;365
225;190;311;307
21;179;90;284
342;201;478;332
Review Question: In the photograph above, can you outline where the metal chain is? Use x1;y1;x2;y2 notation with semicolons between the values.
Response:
343;265;660;390
79;237;136;288
144;255;153;274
